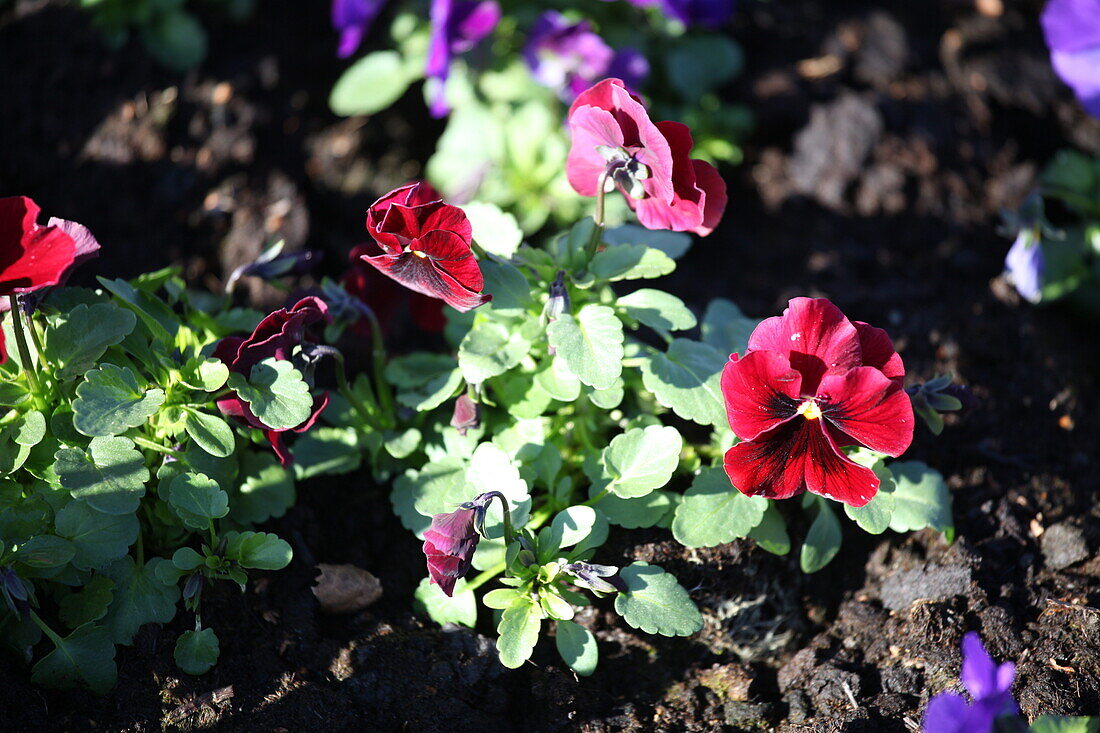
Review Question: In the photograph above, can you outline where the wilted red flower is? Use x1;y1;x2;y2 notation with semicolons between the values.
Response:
566;78;726;236
720;298;913;507
423;506;481;596
213;296;333;466
356;182;491;312
0;196;79;297
450;393;480;435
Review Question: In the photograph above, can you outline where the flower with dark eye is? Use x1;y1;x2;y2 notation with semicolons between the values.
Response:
720;298;913;507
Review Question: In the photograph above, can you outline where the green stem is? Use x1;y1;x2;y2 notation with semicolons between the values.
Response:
135;531;145;568
28;609;64;646
7;295;40;397
585;170;610;260
132;435;182;458
581;489;610;507
359;305;395;427
332;351;375;426
464;563;505;592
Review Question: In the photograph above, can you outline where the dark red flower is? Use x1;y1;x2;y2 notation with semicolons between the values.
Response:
0;196;79;296
423;506;481;596
566;79;727;236
213;297;333;466
720;298;913;507
342;243;446;335
357;182;491;312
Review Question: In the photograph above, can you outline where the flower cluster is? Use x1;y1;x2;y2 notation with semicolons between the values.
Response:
720;298;913;507
567;78;727;235
524;12;648;102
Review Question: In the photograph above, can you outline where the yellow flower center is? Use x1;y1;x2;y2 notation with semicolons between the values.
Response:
797;400;822;420
412;250;428;259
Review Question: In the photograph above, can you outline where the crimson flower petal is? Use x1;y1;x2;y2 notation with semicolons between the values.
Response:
0;196;77;295
360;250;491;312
747;297;862;391
818;367;914;457
720;350;803;441
692;159;728;236
0;318;6;364
854;321;904;382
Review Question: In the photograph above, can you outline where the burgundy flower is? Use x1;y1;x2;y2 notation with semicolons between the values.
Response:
0;196;79;297
342;244;446;335
213;297;333;466
566;78;727;236
357;182;491;312
720;298;913;507
423;506;481;596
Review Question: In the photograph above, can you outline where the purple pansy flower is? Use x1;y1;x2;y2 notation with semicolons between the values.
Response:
524;12;649;102
923;633;1018;733
332;0;388;58
426;0;501;117
1004;229;1044;303
1041;0;1100;118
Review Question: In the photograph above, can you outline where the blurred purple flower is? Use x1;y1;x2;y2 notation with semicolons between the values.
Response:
524;12;649;101
426;0;501;117
601;0;735;27
923;633;1018;733
332;0;388;58
1041;0;1100;118
1004;229;1044;303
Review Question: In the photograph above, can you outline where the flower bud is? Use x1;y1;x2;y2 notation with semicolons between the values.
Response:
561;561;626;594
450;393;481;436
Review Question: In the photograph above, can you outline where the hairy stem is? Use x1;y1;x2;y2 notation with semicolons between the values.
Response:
7;295;40;396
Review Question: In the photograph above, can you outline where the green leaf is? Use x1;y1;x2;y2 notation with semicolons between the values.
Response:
179;358;229;392
386;353;463;412
534;357;581;403
182;408;235;458
0;412;45;475
496;598;542;669
167;472;229;529
54;501;139;571
58;575;115;629
227;358;313;431
555;620;598;676
31;622;117;694
101;556;179;644
619;289;697;332
458;320;531;384
140;8;207;70
602;224;692;260
666;34;743;103
591;490;676;529
1029;716;1100;733
225;531;292;570
413;577;477;627
843;454;897;535
384;427;422;460
465;202;523;259
73;364;165;437
96;277;177;344
602;425;682;499
701;298;757;357
589;245;675;282
481;260;533;317
330;51;413;116
800;499;842;573
640;339;727;427
292;426;362;480
43;303;136;381
228;451;294;525
614;562;703;637
547;305;624;391
15;535;76;568
12;410;46;446
55;437;149;515
175;628;220;675
546;506;598;555
748;502;790;555
393;458;465;536
672;467;768;547
888;461;953;536
172;547;204;572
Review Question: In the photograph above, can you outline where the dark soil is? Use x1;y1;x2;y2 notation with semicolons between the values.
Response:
2;0;1099;730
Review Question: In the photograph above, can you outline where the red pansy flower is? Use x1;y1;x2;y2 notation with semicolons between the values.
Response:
423;506;481;596
566;78;727;236
720;298;913;507
213;297;332;467
0;196;78;297
356;182;491;312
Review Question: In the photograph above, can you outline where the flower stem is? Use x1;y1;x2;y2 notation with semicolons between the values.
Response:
132;435;182;458
7;295;40;397
357;303;395;427
464;563;505;592
586;169;611;260
28;609;64;646
581;488;610;507
332;350;376;426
